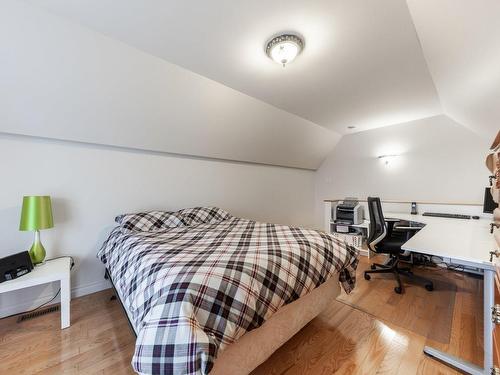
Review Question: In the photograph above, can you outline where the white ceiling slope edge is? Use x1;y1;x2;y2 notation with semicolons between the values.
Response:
407;0;500;139
0;1;340;170
24;0;442;135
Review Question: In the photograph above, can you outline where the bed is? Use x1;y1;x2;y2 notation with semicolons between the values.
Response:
98;207;358;375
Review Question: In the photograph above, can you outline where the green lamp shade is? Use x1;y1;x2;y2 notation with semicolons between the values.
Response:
19;196;54;231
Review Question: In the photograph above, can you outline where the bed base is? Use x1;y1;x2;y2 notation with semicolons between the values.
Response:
104;269;341;374
104;269;137;338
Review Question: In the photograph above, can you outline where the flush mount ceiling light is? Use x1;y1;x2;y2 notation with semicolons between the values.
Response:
266;33;304;67
378;154;399;166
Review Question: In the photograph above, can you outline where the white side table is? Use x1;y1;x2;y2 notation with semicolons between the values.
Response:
0;257;71;329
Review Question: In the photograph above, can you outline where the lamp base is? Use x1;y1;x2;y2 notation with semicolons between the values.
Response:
29;230;46;264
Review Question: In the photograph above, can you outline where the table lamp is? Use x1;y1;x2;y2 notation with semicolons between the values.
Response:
19;196;54;264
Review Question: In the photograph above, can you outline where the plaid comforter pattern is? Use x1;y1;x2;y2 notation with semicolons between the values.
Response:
116;211;183;233
98;217;358;375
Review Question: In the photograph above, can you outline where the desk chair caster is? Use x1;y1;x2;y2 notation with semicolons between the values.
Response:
364;267;434;294
363;272;408;294
363;269;404;294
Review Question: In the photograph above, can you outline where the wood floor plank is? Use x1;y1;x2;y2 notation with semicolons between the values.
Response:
374;331;408;375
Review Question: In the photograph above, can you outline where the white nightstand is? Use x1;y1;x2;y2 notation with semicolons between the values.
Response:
0;257;71;329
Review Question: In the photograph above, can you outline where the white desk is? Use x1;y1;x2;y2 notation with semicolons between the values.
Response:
0;257;71;329
359;213;497;374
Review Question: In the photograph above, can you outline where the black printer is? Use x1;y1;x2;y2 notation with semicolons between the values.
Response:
0;251;33;283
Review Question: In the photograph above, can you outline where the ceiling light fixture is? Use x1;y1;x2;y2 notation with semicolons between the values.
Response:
378;154;399;166
266;33;304;67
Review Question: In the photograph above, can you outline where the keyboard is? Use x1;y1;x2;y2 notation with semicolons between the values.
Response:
422;212;471;220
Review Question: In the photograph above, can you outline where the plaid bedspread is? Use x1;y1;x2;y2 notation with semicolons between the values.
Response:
97;217;358;375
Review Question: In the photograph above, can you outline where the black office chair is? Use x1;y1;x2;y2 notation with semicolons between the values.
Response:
363;197;434;294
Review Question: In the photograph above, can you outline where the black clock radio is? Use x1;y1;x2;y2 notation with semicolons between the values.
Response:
0;251;34;283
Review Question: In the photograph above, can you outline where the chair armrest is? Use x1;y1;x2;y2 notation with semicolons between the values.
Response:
384;218;400;222
385;219;398;235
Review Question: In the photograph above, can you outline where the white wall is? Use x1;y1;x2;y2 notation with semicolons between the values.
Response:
315;115;490;226
0;134;316;317
0;0;340;170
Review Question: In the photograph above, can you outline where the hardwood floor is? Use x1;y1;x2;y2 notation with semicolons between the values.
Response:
252;256;483;375
0;257;483;374
0;289;136;375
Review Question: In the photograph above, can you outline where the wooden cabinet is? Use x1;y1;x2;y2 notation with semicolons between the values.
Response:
489;130;500;371
494;227;500;370
494;261;500;368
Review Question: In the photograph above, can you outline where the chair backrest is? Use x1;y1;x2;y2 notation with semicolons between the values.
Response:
367;197;387;252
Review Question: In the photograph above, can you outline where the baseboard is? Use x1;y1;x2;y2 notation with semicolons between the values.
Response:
71;279;111;298
0;279;111;319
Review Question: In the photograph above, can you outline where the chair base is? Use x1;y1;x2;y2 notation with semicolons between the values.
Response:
363;256;434;294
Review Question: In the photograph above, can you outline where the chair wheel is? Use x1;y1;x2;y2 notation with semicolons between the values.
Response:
425;283;434;291
370;264;376;270
364;273;371;280
394;286;402;294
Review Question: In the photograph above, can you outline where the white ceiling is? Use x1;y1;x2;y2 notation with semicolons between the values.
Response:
2;0;340;170
25;0;443;135
407;0;500;140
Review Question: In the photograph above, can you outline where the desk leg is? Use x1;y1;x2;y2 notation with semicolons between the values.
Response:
423;269;494;375
60;276;71;329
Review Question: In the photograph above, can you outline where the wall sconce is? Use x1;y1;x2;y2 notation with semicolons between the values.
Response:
378;154;399;166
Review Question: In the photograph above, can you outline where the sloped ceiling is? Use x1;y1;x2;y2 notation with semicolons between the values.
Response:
1;0;339;170
23;0;442;135
407;0;500;140
4;1;498;170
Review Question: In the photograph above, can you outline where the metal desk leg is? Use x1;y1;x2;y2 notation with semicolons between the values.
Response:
423;269;494;375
